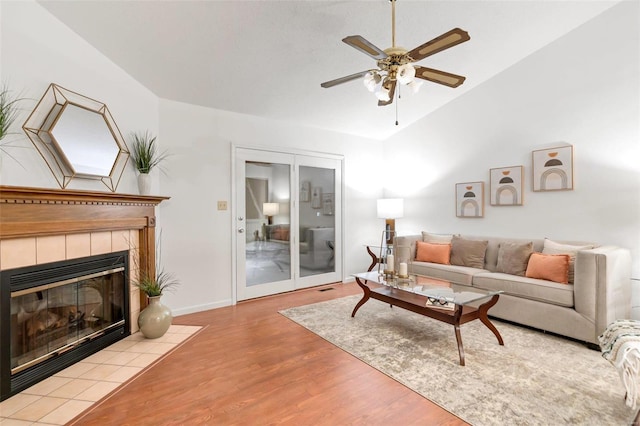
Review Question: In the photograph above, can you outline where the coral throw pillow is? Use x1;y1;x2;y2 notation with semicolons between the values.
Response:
525;253;570;284
415;241;451;265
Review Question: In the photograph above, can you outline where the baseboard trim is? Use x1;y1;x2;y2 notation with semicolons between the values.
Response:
172;299;233;317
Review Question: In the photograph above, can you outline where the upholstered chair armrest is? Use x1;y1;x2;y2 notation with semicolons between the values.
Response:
394;235;421;261
574;246;632;338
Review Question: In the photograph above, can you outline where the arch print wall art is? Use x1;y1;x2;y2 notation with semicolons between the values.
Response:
490;166;524;206
532;145;574;191
455;181;484;218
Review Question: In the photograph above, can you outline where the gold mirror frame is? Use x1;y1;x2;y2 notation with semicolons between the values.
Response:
23;84;129;192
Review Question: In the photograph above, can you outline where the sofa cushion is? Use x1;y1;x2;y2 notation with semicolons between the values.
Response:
421;232;455;244
411;261;486;286
450;236;488;269
472;272;574;307
542;238;595;284
526;253;570;284
416;241;451;264
495;241;533;276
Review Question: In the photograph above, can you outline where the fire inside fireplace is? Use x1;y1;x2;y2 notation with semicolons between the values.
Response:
1;251;130;401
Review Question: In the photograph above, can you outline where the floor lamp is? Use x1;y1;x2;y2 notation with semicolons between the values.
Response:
377;198;404;246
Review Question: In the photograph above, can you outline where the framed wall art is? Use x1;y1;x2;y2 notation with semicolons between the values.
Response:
490;166;523;206
322;193;334;216
300;181;310;202
311;187;322;208
532;145;573;191
455;182;484;218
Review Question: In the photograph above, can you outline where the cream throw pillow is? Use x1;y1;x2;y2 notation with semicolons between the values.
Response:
496;241;534;276
542;238;594;284
421;232;454;244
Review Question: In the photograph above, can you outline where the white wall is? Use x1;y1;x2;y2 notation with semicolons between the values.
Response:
158;100;383;315
383;2;640;304
0;0;158;193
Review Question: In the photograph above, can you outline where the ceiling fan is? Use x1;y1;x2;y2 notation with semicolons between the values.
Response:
320;0;470;107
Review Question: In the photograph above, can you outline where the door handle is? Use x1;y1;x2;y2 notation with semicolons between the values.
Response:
238;228;245;233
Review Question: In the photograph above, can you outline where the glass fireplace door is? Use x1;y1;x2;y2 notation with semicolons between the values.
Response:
10;269;125;374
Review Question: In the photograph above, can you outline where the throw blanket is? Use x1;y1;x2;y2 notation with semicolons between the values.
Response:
599;319;640;408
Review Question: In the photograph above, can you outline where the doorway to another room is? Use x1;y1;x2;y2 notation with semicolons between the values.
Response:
233;147;343;301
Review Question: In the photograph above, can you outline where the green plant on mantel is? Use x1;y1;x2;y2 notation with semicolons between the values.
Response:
129;131;168;174
0;83;26;164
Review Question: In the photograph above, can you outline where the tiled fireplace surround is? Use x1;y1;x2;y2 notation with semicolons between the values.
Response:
0;185;169;378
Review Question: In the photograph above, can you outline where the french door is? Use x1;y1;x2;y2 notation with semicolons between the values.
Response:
233;147;342;301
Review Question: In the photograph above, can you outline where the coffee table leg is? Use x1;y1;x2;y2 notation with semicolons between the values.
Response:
478;295;504;345
366;246;378;272
352;277;371;317
453;306;465;366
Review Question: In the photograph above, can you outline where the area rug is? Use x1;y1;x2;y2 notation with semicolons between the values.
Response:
280;295;635;426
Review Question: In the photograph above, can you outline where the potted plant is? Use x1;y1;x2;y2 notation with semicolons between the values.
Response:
131;233;179;338
0;83;25;164
128;131;168;195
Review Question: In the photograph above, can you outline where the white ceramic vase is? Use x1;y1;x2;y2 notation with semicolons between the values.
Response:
137;173;151;195
138;295;172;339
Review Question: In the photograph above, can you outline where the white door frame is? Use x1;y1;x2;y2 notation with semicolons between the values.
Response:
231;144;344;304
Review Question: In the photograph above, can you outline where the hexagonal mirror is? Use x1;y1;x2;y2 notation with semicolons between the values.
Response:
23;84;129;191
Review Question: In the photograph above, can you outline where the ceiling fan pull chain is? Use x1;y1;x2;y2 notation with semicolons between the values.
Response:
395;89;399;126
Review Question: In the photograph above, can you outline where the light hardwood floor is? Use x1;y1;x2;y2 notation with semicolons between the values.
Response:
70;282;467;425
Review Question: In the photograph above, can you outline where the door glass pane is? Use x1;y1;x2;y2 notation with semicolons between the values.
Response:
299;166;335;277
245;161;291;286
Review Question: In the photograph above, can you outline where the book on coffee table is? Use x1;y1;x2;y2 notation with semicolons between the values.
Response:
425;297;455;310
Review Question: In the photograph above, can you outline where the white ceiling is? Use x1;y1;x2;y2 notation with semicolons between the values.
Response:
38;0;619;141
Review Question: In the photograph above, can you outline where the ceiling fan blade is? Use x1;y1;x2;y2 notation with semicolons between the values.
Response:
321;70;371;88
407;28;470;61
378;80;396;106
414;66;466;88
342;35;388;60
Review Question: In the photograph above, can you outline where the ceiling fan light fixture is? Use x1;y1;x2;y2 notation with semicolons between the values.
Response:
375;85;391;102
363;71;382;92
397;64;416;85
408;79;423;94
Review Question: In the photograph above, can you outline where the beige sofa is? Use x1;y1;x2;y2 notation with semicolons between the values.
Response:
394;234;632;345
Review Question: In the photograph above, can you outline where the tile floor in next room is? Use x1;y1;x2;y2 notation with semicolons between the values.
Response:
0;325;202;425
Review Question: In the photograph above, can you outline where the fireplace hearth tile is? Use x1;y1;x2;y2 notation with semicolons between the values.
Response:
77;364;121;381
105;339;138;352
103;366;143;383
11;396;66;421
128;341;177;355
39;399;94;425
125;352;162;368
84;350;120;365
48;379;97;399
21;376;72;397
103;351;141;366
75;381;120;402
65;233;91;259
54;362;97;379
0;393;41;417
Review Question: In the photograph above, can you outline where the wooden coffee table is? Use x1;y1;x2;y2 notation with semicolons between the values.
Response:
352;271;504;366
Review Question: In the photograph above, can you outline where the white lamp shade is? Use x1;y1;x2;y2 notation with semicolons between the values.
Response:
363;72;381;92
375;86;390;102
408;79;423;93
377;198;404;219
397;64;416;85
262;202;279;216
